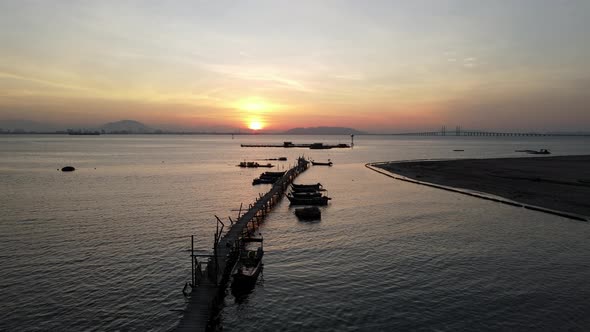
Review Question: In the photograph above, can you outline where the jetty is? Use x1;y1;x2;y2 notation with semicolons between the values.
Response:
241;141;350;149
176;157;310;331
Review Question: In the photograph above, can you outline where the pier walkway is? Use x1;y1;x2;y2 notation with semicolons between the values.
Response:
176;157;309;331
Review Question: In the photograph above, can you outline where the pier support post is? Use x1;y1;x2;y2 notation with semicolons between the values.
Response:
191;235;195;287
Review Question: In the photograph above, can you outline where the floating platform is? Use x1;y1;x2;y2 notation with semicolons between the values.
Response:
241;141;350;149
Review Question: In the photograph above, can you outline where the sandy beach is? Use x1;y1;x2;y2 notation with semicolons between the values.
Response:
376;155;590;219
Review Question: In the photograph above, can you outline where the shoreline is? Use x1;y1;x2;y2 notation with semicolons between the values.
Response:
368;155;590;221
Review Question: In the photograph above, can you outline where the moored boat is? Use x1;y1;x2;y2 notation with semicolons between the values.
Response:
238;161;275;168
291;186;326;193
290;191;323;198
294;206;321;221
311;160;333;166
291;183;322;190
252;171;285;185
309;143;332;149
261;171;286;177
528;149;551;155
252;177;277;185
231;237;264;287
286;194;331;206
515;149;551;155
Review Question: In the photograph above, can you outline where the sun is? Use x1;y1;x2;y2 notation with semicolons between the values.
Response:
248;119;264;130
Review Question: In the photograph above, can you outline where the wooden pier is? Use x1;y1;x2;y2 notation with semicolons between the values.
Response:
176;157;310;331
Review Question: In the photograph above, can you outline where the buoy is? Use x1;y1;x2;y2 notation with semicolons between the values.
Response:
61;166;75;172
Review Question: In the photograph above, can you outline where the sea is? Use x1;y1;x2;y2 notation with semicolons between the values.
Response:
1;134;589;331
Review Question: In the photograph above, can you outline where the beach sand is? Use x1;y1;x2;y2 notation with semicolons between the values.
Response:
377;155;590;219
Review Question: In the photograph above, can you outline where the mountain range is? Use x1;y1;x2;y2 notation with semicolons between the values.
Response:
100;120;156;134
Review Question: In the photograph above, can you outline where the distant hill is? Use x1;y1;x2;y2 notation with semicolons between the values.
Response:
100;120;155;134
283;126;366;135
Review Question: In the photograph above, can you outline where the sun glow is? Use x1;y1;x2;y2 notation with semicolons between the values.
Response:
248;118;264;130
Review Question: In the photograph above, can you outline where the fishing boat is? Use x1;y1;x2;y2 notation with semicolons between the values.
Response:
294;207;321;221
61;166;75;172
238;161;274;168
252;177;277;185
515;149;551;155
252;171;285;185
231;237;264;287
291;186;326;193
311;160;333;166
290;191;323;198
261;171;286;177
528;149;551;155
309;143;332;150
286;194;331;206
292;183;323;190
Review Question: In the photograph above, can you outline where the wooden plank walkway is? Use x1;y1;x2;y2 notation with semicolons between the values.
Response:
176;157;309;331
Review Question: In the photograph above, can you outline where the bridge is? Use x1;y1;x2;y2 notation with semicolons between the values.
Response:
390;126;589;137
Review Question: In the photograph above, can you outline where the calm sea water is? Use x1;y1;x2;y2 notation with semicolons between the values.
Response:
1;135;589;331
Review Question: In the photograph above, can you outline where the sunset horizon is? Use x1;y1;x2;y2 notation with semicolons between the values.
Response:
2;2;590;330
2;1;590;133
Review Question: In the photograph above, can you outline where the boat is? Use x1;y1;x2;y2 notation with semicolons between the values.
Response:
294;207;321;221
311;160;333;166
238;161;274;168
286;194;331;206
261;171;286;177
61;166;75;172
252;177;277;185
515;149;551;155
528;149;551;155
292;183;322;190
231;237;264;287
290;191;323;198
291;186;326;193
252;171;285;185
309;143;332;150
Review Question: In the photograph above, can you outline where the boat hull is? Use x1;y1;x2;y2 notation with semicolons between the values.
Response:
231;245;264;289
287;195;330;206
295;207;322;220
311;161;333;166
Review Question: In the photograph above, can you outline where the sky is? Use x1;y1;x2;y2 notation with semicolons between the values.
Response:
1;0;589;133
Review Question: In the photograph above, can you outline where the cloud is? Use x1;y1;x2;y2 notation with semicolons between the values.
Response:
203;64;313;93
0;71;93;93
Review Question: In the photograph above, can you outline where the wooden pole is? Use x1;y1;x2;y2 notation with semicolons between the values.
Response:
191;235;195;287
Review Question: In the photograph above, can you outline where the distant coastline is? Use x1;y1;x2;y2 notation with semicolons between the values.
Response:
2;131;590;136
2;119;590;136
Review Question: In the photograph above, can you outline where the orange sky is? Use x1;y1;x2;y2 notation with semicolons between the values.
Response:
1;1;590;132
